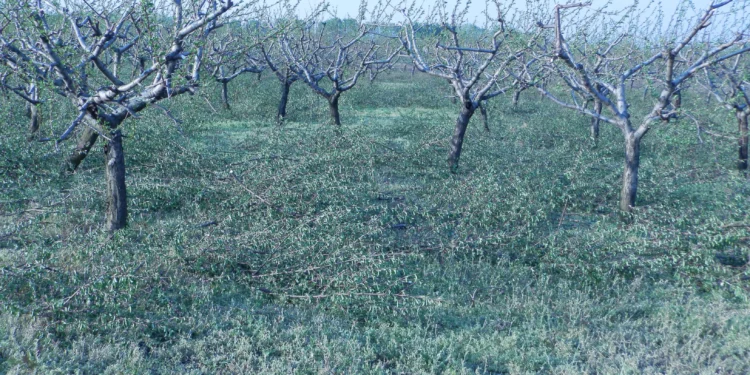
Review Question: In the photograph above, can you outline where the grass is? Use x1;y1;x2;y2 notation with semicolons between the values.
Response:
1;71;749;373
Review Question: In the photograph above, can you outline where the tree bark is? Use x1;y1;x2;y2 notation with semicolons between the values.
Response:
64;125;99;173
673;91;682;110
105;130;127;232
27;104;40;141
620;131;642;212
277;81;291;123
479;102;489;133
738;111;748;171
329;94;341;126
221;81;230;110
591;100;602;144
64;87;165;172
448;104;476;172
512;89;521;107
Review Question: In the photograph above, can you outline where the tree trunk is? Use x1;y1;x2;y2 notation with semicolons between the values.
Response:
591;100;602;144
27;104;40;141
64;125;99;173
512;89;521;107
448;104;476;172
221;81;230;110
26;84;40;141
479;102;489;133
277;81;291;123
329;94;341;126
620;131;642;212
738;111;748;171
105;130;127;232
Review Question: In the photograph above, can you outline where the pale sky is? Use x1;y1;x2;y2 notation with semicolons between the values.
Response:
301;0;717;20
293;0;746;39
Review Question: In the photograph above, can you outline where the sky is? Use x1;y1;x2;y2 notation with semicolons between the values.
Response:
293;0;745;38
300;0;718;20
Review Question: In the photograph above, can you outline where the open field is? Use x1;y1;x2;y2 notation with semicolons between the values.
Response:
2;72;750;373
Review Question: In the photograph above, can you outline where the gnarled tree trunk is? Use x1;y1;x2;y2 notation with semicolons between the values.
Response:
278;81;291;123
479;102;489;133
620;131;643;212
448;103;476;172
738;110;749;171
27;104;40;141
329;94;341;126
591;100;602;144
64;92;153;172
673;91;682;110
64;124;99;173
105;130;127;232
512;89;522;107
221;81;230;110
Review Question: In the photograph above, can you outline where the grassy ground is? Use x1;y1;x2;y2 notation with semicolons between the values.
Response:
1;71;749;374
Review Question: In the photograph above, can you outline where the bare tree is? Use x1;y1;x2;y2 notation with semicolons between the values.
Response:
0;77;42;140
0;0;249;230
258;1;313;124
278;2;401;126
398;0;542;172
525;0;750;211
205;27;264;109
700;55;750;171
511;80;527;107
260;41;299;123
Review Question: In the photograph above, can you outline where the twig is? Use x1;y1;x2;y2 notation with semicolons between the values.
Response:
230;171;273;206
262;290;443;302
0;229;16;240
152;103;185;135
699;126;737;140
244;155;300;163
721;223;750;230
557;201;569;229
685;112;736;142
202;93;218;113
197;220;218;228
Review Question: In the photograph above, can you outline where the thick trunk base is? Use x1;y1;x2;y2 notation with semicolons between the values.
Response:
27;104;40;141
738;113;748;171
620;133;641;212
221;82;230;110
329;96;341;126
105;130;127;232
277;82;291;124
448;105;475;173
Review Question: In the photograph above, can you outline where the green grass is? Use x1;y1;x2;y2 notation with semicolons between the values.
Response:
1;72;749;373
